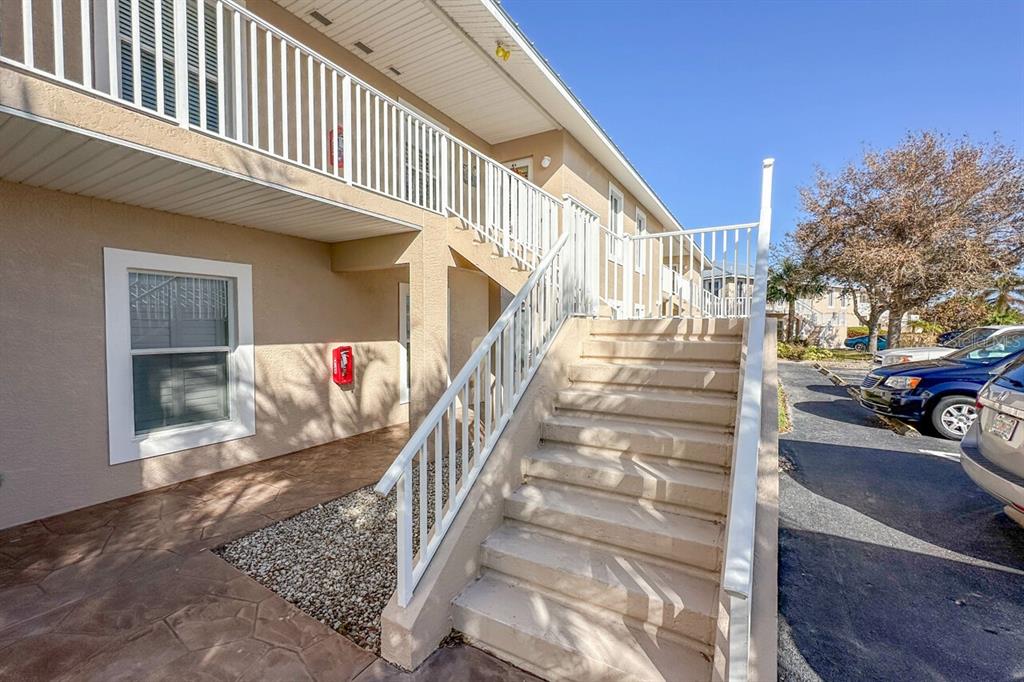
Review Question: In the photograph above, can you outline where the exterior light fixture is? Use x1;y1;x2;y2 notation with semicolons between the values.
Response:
495;42;511;62
540;156;551;168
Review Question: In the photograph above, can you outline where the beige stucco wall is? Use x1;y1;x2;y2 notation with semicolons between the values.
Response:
0;181;409;529
448;268;490;374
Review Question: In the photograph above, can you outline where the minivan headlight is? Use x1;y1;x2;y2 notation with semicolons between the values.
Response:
884;376;921;390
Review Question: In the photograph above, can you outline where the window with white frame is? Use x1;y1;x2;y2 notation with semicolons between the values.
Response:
633;209;647;274
828;289;835;307
607;184;624;263
104;248;254;464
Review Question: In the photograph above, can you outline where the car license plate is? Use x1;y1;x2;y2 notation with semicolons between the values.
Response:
991;413;1019;441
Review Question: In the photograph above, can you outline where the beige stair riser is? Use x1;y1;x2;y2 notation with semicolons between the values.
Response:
555;391;735;426
568;363;739;393
480;543;717;641
541;420;732;467
588;318;745;339
522;455;726;514
583;339;741;363
504;497;721;571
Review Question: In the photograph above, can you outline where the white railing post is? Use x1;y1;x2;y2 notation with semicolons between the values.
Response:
722;158;773;682
173;0;190;127
623;234;635;318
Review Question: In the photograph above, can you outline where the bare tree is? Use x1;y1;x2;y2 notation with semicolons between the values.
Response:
795;132;1024;349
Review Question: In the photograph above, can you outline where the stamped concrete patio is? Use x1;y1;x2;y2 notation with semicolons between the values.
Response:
0;424;537;681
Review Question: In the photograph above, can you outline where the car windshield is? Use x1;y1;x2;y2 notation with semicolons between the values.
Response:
942;327;996;348
945;331;1024;363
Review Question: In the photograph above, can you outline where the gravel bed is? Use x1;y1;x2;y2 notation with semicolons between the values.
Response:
215;454;466;654
216;487;398;652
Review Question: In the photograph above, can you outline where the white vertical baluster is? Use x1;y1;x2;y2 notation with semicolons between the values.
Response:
53;0;65;79
152;0;162;113
319;62;327;172
363;88;371;185
342;74;352;183
80;0;92;87
353;84;361;184
398;109;405;200
263;30;272;149
198;0;208;129
279;39;287;157
306;53;313;166
330;70;338;177
173;0;187;126
105;0;117;95
417;445;427;553
130;0;141;105
232;10;242;138
22;0;34;69
383;102;390;194
433;427;442;525
374;96;381;190
461;384;469;474
447;404;456;502
249;21;258;146
216;1;225;134
293;46;301;160
473;364;481;466
396;466;412;607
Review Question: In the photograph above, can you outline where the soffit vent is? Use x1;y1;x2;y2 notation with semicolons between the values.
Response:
388;66;402;76
354;41;373;55
309;10;332;26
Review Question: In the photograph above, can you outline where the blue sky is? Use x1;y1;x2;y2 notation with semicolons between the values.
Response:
502;0;1024;244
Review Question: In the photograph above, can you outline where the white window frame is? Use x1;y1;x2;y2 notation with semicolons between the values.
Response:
607;183;625;264
104;248;255;464
828;289;835;307
633;208;648;274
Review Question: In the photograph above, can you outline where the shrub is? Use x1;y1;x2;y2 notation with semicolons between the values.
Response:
777;343;834;361
847;326;887;338
802;346;835;361
777;342;805;360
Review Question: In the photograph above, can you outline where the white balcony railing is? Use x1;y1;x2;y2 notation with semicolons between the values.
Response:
1;0;560;266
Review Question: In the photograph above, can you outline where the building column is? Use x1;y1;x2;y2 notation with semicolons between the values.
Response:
407;214;452;427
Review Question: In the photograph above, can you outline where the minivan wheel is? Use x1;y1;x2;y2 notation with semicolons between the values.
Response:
931;396;977;440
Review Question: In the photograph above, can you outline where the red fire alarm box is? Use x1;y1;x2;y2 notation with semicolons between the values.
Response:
332;346;354;386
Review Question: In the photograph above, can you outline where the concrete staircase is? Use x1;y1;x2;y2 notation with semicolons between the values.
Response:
446;218;531;294
453;318;744;681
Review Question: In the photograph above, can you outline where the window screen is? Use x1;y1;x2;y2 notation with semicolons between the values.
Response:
128;271;232;434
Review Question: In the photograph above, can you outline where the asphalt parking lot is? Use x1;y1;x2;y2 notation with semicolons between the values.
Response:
777;361;1024;681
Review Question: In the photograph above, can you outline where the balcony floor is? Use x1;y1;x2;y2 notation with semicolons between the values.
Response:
0;424;535;680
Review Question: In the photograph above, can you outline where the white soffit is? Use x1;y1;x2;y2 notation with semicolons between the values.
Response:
0;109;418;242
276;0;555;144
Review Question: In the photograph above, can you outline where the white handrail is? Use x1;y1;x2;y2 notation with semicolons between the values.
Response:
374;208;582;606
2;0;559;265
721;158;774;681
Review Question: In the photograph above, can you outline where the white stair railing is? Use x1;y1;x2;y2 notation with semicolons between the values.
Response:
2;0;558;265
373;202;586;606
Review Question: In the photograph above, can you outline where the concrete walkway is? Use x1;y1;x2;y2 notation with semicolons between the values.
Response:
0;425;536;681
778;361;1024;681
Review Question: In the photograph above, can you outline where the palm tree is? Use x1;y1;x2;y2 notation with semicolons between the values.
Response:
767;258;826;342
981;273;1024;313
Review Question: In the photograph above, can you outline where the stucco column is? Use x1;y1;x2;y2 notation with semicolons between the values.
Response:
407;214;452;427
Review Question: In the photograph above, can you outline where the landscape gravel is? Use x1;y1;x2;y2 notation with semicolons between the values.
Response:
216;456;462;654
216;486;399;653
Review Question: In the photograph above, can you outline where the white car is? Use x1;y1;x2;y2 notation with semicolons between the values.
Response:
874;325;1024;366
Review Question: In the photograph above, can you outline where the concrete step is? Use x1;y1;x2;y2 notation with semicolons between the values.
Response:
582;339;741;364
568;361;739;394
523;446;727;514
504;483;723;570
454;573;713;682
555;387;736;427
541;414;733;467
588;317;745;340
480;524;719;643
